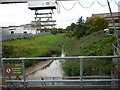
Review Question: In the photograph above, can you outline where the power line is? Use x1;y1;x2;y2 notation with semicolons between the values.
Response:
78;0;95;8
57;0;119;13
97;0;107;6
114;0;120;7
97;0;113;7
61;1;76;11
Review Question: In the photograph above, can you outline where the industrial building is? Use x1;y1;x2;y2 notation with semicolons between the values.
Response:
91;12;120;29
1;24;40;34
1;20;56;34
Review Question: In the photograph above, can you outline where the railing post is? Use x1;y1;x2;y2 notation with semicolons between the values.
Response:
22;59;26;88
80;58;83;88
1;59;5;88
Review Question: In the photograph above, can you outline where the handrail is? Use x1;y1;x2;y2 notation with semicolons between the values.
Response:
5;79;120;83
1;55;120;61
1;55;120;88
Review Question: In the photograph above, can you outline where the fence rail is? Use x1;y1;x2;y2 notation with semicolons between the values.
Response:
1;55;120;61
1;56;120;88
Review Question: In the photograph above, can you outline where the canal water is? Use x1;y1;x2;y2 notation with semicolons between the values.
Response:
27;50;66;80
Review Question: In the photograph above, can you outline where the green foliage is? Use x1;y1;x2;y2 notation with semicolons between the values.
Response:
51;28;65;35
85;16;108;35
66;17;86;38
66;23;76;37
62;59;80;76
83;59;113;76
2;45;15;58
62;30;116;76
2;34;64;67
57;28;66;33
51;28;59;35
65;16;108;39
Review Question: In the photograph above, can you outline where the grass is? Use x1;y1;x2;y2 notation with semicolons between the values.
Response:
2;31;116;75
3;34;64;57
62;30;116;76
63;31;116;56
2;34;64;67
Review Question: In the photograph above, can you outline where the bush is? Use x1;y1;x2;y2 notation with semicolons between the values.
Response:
66;17;86;38
2;34;64;67
62;30;115;76
85;16;108;35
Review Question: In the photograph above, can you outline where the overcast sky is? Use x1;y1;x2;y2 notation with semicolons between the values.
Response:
0;0;119;28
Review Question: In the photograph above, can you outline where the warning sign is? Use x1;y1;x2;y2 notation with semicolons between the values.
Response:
4;64;22;76
6;68;12;74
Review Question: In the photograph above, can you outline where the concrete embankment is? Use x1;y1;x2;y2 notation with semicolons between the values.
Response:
26;60;53;76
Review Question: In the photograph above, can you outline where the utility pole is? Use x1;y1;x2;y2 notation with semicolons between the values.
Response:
107;0;116;34
107;0;119;47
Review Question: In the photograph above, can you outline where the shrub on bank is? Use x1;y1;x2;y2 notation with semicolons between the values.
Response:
62;30;116;76
2;34;64;67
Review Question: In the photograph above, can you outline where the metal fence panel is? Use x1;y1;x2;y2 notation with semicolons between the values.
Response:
1;56;120;88
1;32;51;41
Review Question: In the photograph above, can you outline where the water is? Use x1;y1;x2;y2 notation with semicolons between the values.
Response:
27;50;65;80
27;60;64;79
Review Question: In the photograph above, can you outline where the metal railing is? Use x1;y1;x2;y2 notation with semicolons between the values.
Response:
113;42;120;71
1;33;34;41
1;32;51;41
1;56;120;88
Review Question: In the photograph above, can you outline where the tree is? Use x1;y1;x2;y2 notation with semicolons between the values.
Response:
74;17;86;38
57;28;65;33
66;17;86;38
85;16;108;35
51;28;58;35
66;23;76;37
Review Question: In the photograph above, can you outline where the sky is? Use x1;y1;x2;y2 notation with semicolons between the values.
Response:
0;0;119;28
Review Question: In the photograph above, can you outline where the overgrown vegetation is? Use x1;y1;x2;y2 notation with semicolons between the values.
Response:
2;34;64;67
62;16;115;76
85;16;108;35
62;30;115;76
2;15;115;76
66;17;86;38
66;16;108;39
51;28;65;35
